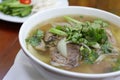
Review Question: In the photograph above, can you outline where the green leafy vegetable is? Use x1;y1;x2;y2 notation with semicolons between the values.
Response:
94;19;109;27
49;16;112;64
26;16;114;64
85;51;98;64
49;27;67;36
85;28;108;43
26;30;44;46
0;0;32;17
64;16;84;25
79;43;99;64
101;41;113;54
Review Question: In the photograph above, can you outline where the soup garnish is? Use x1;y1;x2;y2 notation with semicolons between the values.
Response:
26;16;120;73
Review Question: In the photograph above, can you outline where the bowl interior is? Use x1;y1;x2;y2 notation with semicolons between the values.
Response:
19;6;120;78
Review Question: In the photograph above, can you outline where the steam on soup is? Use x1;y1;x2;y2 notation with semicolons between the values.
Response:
26;15;120;73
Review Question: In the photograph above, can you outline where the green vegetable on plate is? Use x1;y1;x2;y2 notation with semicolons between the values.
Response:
0;0;32;17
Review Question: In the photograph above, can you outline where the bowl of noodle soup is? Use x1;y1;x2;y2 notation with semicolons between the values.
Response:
19;6;120;80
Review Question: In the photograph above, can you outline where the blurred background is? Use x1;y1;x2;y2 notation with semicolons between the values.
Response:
69;0;120;16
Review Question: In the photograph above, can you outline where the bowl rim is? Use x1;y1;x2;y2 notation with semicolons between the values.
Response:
19;6;120;78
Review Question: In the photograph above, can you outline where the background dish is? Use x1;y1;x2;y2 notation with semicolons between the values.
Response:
0;0;68;23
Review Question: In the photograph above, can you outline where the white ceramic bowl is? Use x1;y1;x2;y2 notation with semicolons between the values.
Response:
19;6;120;80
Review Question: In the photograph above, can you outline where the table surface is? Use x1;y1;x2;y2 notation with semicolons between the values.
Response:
0;0;119;79
0;20;21;79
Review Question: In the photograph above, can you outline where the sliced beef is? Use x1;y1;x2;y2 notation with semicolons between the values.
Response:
66;44;80;67
44;31;64;48
44;31;56;42
50;43;80;69
50;47;67;66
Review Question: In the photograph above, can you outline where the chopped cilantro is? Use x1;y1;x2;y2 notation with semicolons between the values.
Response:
26;30;44;46
49;16;112;64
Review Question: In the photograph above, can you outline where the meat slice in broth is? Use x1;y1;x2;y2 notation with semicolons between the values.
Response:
67;44;80;67
50;43;80;69
44;31;55;42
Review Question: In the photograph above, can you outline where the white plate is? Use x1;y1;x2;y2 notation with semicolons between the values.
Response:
3;49;47;80
0;0;69;23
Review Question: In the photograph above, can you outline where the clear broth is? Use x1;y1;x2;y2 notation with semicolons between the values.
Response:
27;15;120;73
